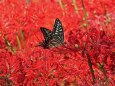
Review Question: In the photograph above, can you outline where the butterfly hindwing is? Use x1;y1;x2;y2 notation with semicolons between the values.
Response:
40;27;52;41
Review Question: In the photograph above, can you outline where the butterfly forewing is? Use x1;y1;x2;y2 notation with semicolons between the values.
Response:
52;18;64;42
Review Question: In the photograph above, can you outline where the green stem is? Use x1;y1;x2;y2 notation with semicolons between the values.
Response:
16;33;21;49
58;0;65;15
58;0;65;10
0;74;12;86
20;30;25;45
72;0;79;14
97;63;108;81
86;53;96;84
4;36;16;54
81;0;88;28
26;0;30;4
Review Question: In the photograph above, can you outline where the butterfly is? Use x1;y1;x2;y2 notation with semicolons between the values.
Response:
39;18;64;49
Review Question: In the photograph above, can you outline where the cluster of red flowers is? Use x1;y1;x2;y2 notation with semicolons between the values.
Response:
0;0;115;85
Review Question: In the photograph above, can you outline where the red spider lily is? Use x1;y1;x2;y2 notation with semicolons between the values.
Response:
0;0;115;85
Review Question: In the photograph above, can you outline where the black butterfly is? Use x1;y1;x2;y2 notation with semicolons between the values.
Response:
39;18;64;49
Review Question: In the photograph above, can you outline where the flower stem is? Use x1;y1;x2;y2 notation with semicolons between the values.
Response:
72;0;79;14
81;0;88;28
4;36;16;54
16;33;22;49
58;0;65;10
97;63;108;81
86;53;96;84
20;30;25;46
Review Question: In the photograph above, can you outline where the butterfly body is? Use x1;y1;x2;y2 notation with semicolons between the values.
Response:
39;18;64;49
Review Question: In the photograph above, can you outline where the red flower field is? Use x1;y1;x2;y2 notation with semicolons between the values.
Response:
0;0;115;85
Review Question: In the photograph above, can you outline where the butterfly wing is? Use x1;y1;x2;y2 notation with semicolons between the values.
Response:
39;18;64;49
40;27;52;41
52;18;64;42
